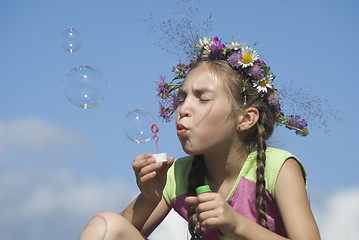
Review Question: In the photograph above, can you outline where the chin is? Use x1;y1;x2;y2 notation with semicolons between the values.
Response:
178;138;205;156
182;145;203;156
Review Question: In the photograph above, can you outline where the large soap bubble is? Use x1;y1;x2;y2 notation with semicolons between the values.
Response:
59;27;82;53
124;108;167;162
63;65;108;109
124;108;156;144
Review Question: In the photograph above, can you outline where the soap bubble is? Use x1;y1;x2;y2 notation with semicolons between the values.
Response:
59;27;82;53
124;108;156;144
63;65;108;109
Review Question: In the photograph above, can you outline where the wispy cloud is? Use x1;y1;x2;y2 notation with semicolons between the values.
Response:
0;170;135;240
0;117;82;157
0;117;135;240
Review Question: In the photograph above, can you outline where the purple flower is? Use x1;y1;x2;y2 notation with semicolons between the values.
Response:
257;59;265;65
172;59;190;75
170;94;179;112
268;93;281;110
155;75;169;99
247;63;264;79
176;60;183;68
286;115;308;135
208;37;224;60
227;51;242;68
211;37;224;51
158;101;173;122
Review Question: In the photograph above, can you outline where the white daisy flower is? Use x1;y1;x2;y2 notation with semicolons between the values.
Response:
226;41;245;51
197;37;213;47
196;37;214;57
252;74;274;93
239;47;258;68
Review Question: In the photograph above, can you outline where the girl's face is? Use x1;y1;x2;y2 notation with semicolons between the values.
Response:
175;64;239;155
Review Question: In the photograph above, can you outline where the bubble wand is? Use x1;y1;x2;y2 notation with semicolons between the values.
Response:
151;123;160;154
124;108;167;163
150;123;167;163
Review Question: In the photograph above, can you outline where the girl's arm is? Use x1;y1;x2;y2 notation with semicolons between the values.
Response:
120;153;174;236
274;158;321;239
120;194;171;237
232;158;321;239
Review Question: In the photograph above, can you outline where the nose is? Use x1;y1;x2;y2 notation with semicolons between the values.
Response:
177;98;192;119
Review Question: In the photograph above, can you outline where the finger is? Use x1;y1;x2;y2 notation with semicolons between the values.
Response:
132;153;154;175
166;156;175;165
158;156;174;173
138;161;162;178
198;208;217;222
196;192;217;202
139;170;157;183
185;196;198;206
201;217;218;230
133;153;151;163
197;200;218;213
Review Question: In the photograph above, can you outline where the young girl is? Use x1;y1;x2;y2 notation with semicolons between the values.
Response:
79;37;320;240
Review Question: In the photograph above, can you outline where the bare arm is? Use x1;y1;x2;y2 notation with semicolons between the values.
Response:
120;194;171;237
274;158;321;239
120;153;174;236
232;158;320;239
234;158;321;239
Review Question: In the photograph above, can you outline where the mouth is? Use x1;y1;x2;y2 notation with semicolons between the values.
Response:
176;123;188;136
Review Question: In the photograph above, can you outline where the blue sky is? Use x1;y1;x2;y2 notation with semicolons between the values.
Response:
0;0;358;239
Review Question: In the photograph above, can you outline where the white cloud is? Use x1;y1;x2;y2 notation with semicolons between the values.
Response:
1;117;358;240
313;187;359;240
0;116;189;240
0;117;135;240
0;117;82;157
0;169;135;240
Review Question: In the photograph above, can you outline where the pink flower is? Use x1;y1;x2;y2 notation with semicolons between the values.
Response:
155;75;169;99
210;37;224;51
158;101;173;122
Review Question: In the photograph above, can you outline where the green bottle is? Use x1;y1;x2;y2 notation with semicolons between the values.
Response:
196;185;211;195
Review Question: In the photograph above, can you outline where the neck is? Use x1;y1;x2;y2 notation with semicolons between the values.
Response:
203;142;249;193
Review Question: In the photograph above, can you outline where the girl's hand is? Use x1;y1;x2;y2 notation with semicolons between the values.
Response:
185;192;241;237
133;153;174;203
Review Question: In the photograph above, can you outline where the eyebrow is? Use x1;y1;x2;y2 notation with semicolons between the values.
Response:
178;87;215;96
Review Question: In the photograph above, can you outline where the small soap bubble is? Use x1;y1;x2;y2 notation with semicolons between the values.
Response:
59;27;82;53
63;65;108;109
124;108;156;144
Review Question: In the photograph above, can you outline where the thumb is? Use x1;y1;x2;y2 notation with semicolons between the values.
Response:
158;156;174;174
185;196;198;206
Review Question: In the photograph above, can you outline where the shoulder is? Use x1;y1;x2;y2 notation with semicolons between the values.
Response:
264;147;307;197
264;147;299;176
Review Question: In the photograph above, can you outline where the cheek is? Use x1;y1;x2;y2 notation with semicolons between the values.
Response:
175;111;180;123
194;104;214;126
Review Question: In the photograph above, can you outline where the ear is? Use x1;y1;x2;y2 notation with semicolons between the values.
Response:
237;107;259;131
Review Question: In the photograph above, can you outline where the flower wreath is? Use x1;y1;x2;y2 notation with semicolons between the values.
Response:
155;36;308;136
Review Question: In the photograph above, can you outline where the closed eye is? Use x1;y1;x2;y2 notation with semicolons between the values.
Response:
199;98;211;103
177;90;186;105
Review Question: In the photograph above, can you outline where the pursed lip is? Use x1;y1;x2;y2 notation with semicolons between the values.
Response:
176;123;188;136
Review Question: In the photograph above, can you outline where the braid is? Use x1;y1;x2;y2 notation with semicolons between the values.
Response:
184;60;276;231
255;113;269;229
187;154;206;236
